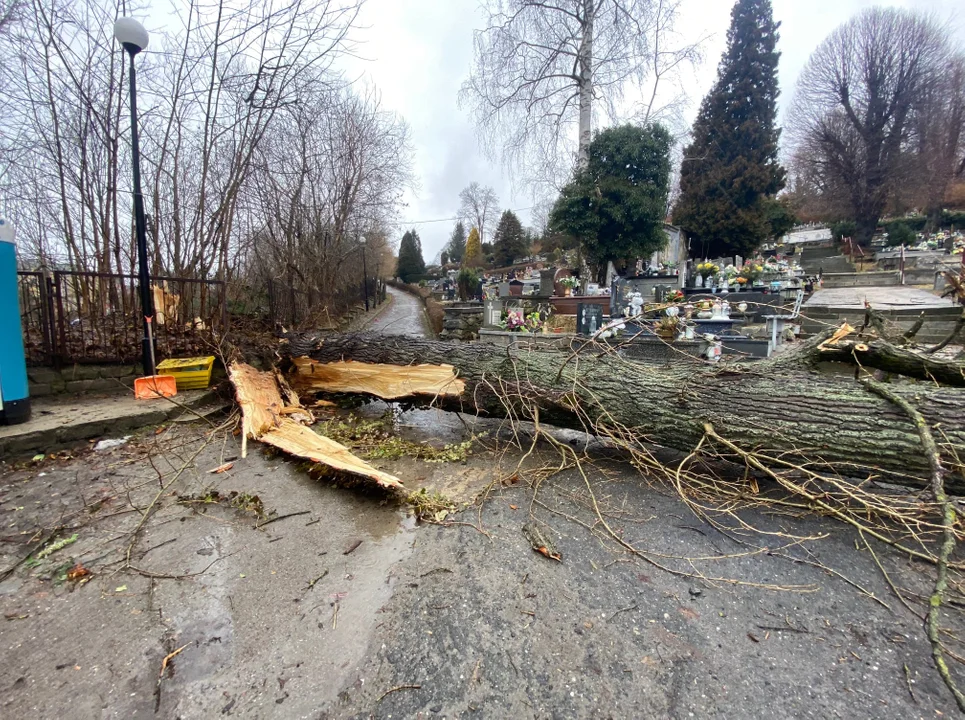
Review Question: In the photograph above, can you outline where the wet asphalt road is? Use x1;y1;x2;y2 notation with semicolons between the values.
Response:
366;286;428;336
1;420;960;719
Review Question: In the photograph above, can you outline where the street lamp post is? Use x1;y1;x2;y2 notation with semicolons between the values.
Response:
114;17;155;376
360;236;369;312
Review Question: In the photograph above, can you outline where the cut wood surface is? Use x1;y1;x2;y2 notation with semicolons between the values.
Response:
289;357;465;399
283;332;965;490
260;419;402;489
229;361;402;489
230;362;286;438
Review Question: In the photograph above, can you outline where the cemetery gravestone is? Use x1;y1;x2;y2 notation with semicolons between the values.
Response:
577;303;604;336
483;298;504;329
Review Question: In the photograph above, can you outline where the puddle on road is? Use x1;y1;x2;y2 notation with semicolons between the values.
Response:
355;400;477;446
143;435;433;716
351;401;508;506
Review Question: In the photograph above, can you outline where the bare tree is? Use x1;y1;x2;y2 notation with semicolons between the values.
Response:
787;7;952;245
245;85;414;313
457;182;499;243
461;0;661;188
632;0;704;136
0;0;364;280
0;0;22;34
912;53;965;230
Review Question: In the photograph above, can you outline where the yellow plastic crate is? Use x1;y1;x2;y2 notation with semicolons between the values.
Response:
156;356;215;390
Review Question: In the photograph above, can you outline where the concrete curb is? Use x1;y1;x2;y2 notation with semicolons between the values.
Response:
0;389;221;460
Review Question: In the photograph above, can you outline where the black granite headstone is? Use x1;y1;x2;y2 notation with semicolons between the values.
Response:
577;303;604;336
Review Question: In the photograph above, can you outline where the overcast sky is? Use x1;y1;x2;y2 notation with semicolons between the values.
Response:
344;0;963;263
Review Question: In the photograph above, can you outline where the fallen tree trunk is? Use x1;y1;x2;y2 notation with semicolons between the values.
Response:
283;332;965;491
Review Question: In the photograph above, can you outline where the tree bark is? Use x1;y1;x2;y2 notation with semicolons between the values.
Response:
577;0;593;168
283;333;965;490
811;338;965;387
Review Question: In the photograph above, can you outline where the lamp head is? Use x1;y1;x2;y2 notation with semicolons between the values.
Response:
114;17;149;55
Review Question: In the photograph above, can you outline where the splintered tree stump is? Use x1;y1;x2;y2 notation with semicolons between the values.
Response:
283;332;965;490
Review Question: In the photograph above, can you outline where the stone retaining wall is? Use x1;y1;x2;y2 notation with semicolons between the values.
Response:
440;305;483;341
821;271;899;288
27;364;142;397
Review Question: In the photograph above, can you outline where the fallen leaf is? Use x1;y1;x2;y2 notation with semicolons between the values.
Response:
207;462;234;474
434;510;449;522
748;632;760;643
66;563;90;581
343;539;363;555
535;546;562;561
114;585;128;593
509;505;518;510
677;606;699;620
31;454;44;463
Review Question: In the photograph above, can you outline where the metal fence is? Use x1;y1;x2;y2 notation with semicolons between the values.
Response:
265;277;381;331
17;270;227;366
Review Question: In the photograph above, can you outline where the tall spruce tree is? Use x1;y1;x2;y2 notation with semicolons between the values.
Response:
446;221;467;263
396;229;426;283
492;210;527;267
673;0;785;259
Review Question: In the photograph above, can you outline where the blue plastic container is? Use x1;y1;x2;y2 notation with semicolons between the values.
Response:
0;217;30;424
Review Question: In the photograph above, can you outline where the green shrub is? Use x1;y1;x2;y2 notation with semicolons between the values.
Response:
886;222;915;247
830;220;856;242
457;267;479;301
943;210;965;228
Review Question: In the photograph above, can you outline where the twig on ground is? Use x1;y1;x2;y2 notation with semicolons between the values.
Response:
124;438;210;569
904;662;918;703
159;644;189;677
256;511;310;529
377;684;422;703
606;603;639;623
306;570;328;590
863;378;965;713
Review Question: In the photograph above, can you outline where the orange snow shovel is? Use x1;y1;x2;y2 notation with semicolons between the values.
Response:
134;316;177;400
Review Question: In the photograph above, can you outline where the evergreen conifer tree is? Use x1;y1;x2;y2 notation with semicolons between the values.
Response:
396;229;426;283
446;221;467;263
492;210;527;267
463;227;483;268
673;0;785;259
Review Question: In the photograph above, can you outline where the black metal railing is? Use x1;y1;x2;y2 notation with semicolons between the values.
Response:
17;270;227;365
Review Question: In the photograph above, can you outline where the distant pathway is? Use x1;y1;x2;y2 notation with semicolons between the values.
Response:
364;285;428;337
